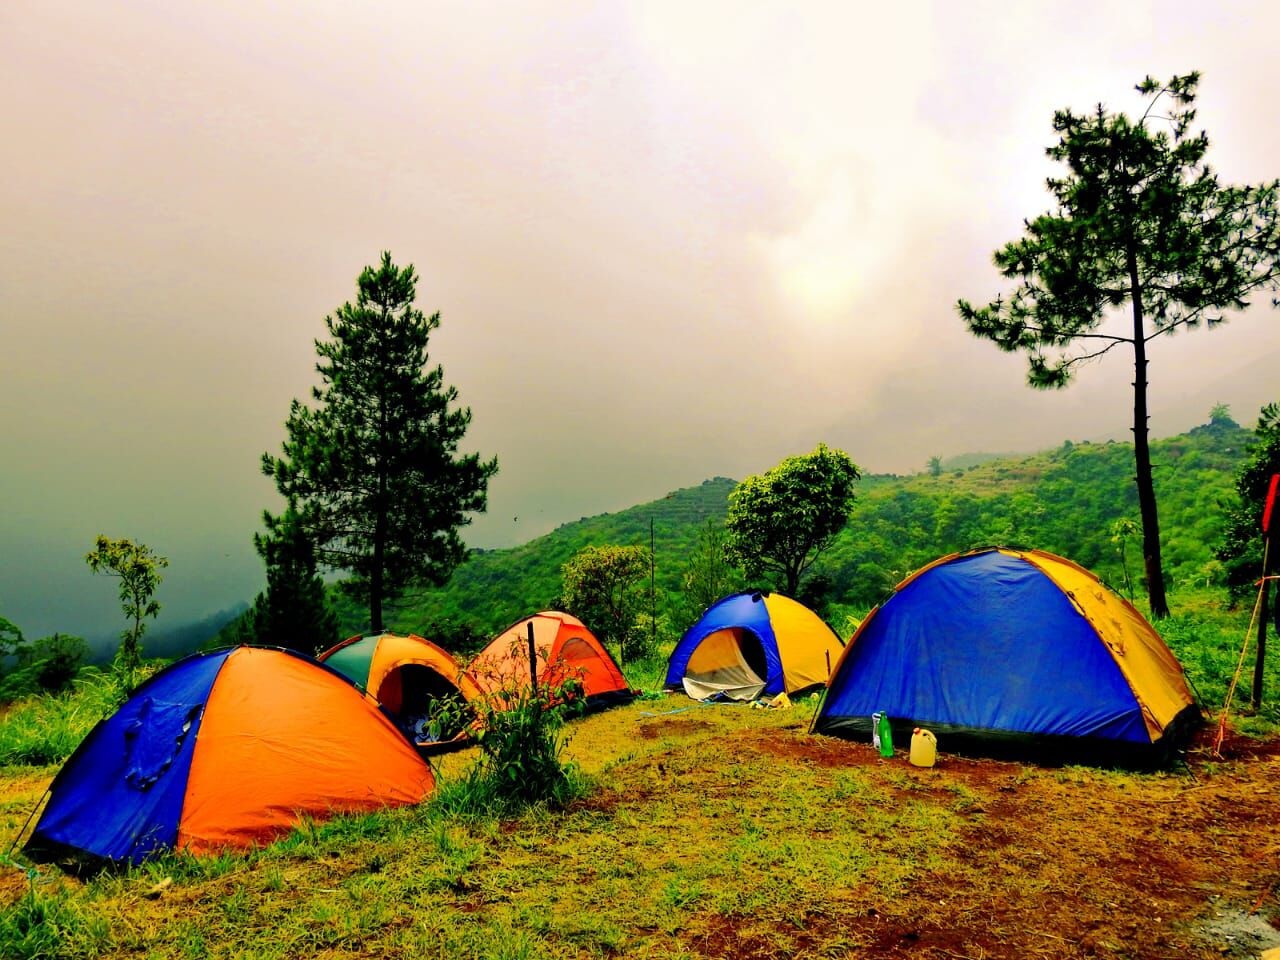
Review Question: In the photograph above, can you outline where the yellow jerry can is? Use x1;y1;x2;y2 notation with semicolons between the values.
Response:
909;727;937;767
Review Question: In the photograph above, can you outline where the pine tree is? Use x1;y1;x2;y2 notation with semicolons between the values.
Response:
248;508;339;655
958;74;1280;618
263;253;498;632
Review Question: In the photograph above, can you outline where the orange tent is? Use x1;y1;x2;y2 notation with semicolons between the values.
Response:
26;646;433;864
319;632;482;752
470;611;633;707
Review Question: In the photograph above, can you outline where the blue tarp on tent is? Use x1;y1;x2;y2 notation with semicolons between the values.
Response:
31;651;226;863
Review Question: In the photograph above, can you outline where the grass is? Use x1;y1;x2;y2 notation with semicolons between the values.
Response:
2;588;1280;958
1156;587;1280;736
0;670;124;767
5;693;1277;959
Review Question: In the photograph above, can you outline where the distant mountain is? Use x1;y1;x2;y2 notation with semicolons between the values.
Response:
344;419;1251;644
329;477;738;647
86;603;249;665
938;452;1018;472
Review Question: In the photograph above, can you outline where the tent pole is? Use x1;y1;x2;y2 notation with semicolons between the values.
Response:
1251;537;1271;711
650;516;656;658
528;620;537;692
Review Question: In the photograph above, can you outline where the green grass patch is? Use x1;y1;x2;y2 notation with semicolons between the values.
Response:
0;672;124;767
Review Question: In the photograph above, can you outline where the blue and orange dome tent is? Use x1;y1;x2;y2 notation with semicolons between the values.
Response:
25;646;434;866
812;548;1201;765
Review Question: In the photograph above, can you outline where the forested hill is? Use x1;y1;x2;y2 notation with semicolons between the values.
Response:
331;477;741;647
335;418;1253;644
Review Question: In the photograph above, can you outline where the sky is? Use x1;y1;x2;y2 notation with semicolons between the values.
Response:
3;1;1278;641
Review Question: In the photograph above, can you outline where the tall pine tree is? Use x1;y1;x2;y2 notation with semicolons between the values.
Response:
958;74;1280;618
263;253;498;632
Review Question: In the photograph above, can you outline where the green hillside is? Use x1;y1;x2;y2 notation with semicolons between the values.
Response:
331;477;739;648
337;417;1254;645
818;418;1249;608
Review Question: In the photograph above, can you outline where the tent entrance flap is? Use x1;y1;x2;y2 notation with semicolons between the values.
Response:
682;628;767;701
389;665;468;743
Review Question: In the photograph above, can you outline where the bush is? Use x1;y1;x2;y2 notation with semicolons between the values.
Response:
432;666;587;817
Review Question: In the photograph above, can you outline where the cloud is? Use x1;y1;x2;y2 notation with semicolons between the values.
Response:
2;0;1277;637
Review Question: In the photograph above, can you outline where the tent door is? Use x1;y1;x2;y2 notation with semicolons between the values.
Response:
682;628;768;701
388;665;468;743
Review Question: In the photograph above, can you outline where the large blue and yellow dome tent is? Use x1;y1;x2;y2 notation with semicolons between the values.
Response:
666;591;844;701
812;549;1200;765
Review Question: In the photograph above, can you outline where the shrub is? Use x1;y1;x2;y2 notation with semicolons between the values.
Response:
432;663;587;817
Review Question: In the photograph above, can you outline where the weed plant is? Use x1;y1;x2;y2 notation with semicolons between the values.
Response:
433;661;589;817
0;670;126;767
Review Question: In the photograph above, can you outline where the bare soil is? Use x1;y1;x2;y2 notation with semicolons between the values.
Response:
3;704;1279;959
683;723;1280;959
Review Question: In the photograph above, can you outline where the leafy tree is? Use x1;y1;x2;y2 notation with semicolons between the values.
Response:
1;633;88;700
725;443;860;597
678;519;743;621
1217;402;1280;708
560;545;652;664
927;455;943;478
0;616;28;701
1208;403;1237;428
0;616;24;663
1109;517;1138;600
262;252;498;632
1217;402;1280;605
246;507;340;654
85;535;167;680
957;73;1280;618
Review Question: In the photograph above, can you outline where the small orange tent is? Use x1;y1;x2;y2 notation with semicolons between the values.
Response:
318;633;482;752
470;611;633;707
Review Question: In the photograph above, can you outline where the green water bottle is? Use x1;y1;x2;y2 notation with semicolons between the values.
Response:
876;712;894;758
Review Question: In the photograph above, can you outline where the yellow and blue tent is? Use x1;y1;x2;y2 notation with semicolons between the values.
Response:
666;591;843;701
812;548;1200;765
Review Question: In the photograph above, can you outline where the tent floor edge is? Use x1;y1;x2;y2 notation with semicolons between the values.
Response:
813;709;1204;770
23;833;128;876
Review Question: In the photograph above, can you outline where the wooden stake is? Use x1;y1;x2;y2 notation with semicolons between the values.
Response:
528;620;537;691
1252;538;1271;711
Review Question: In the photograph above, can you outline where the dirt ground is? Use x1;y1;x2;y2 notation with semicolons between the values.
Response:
3;705;1280;959
659;721;1280;960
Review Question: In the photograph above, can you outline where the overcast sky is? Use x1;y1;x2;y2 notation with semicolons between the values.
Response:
3;1;1278;640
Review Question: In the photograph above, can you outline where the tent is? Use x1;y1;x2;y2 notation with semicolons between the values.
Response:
470;611;633;707
319;632;482;752
665;591;844;701
812;548;1201;765
25;646;434;866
